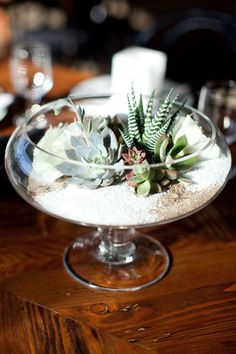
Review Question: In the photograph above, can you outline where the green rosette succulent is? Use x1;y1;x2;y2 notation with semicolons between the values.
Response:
56;102;123;189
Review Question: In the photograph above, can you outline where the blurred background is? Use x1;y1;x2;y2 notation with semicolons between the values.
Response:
1;0;236;94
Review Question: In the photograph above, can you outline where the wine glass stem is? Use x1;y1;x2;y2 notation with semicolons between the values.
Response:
97;227;136;265
24;95;43;119
25;98;33;114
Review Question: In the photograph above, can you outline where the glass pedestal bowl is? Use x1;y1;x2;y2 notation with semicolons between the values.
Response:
5;95;231;291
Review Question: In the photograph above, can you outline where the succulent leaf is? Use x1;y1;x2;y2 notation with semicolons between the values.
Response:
168;135;188;158
177;176;192;184
137;180;151;196
138;95;145;132
152;183;162;193
165;169;178;180
131;85;137;109
174;155;199;171
142;89;174;143
146;119;171;152
119;129;133;148
160;178;171;187
144;90;154;131
155;167;165;180
127;95;141;143
154;134;167;159
159;135;170;162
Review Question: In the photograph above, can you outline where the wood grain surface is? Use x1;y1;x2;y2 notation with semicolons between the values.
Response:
1;63;236;353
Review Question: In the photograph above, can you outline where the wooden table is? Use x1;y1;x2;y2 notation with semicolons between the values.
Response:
1;62;236;353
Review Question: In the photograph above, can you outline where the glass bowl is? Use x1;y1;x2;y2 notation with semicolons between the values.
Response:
5;95;231;291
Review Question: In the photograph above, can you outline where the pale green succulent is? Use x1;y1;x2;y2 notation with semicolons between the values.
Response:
127;158;193;197
56;102;123;189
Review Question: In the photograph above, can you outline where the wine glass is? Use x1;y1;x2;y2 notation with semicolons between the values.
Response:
5;95;231;291
10;41;53;125
198;80;236;145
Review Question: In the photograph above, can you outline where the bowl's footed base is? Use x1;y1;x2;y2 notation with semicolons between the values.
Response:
64;230;170;291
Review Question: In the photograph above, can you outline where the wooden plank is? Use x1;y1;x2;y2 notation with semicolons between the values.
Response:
0;292;153;354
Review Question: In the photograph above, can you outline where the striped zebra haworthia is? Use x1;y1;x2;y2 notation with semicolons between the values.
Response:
120;88;197;196
120;87;183;158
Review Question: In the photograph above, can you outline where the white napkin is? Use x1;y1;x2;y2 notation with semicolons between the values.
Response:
0;93;14;121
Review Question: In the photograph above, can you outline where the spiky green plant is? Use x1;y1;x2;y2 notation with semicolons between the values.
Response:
120;88;196;196
119;87;183;158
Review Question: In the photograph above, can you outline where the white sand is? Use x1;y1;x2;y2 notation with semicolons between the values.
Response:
33;155;231;227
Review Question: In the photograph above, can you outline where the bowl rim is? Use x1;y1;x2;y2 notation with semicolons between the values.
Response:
22;94;217;171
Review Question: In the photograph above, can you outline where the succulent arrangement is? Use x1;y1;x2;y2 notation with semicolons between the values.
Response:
35;89;203;196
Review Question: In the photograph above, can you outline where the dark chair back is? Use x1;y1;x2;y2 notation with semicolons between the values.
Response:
137;9;236;89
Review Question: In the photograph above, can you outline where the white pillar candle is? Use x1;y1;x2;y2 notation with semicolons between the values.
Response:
111;46;167;97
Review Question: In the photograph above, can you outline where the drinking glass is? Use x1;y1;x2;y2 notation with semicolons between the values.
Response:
10;41;53;125
5;95;231;291
198;80;236;145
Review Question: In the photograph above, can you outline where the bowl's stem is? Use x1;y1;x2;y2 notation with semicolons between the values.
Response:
64;228;170;291
97;227;136;265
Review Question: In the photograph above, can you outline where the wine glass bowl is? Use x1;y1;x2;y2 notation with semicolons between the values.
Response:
5;95;231;291
198;80;236;145
10;41;53;124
